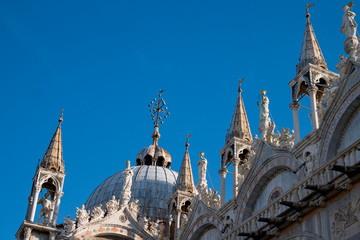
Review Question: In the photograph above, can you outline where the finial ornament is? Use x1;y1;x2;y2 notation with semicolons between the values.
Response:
148;90;170;145
305;3;314;19
238;78;244;93
186;134;191;147
58;109;64;124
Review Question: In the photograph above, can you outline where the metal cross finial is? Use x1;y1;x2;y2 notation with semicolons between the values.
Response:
148;90;170;128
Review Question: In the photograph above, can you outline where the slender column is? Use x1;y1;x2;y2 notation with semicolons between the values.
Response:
290;102;301;143
231;158;240;198
219;168;227;206
307;85;319;130
29;186;41;222
175;209;181;239
50;191;63;226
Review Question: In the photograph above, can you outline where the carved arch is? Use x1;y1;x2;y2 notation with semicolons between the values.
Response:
319;80;360;162
235;154;302;224
184;214;222;240
280;231;325;240
38;175;61;192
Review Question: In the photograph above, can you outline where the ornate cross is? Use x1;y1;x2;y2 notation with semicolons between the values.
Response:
148;90;170;128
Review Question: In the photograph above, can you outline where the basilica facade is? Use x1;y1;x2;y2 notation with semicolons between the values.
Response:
16;4;360;240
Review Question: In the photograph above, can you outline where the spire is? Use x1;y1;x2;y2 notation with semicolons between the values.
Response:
296;3;327;74
226;79;252;143
149;90;170;146
175;135;196;194
40;110;64;173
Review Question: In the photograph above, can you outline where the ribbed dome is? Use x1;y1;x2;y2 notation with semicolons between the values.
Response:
136;144;172;168
85;165;178;220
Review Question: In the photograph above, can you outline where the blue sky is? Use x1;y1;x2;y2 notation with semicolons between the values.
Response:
0;1;348;238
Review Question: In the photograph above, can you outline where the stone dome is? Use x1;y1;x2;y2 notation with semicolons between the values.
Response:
85;165;178;220
136;144;172;168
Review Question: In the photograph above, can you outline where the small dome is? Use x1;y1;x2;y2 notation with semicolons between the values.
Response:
85;165;178;220
136;144;172;168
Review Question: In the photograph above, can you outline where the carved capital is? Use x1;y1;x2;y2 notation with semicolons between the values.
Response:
218;168;228;177
231;157;240;166
307;85;318;94
289;101;300;111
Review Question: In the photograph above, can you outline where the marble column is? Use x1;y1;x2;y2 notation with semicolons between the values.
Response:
218;168;227;206
29;186;41;222
290;101;301;144
307;85;319;130
50;191;63;226
231;158;240;198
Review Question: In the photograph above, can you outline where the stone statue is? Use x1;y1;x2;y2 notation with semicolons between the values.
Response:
37;192;54;225
341;5;358;58
341;5;358;38
129;199;141;218
197;152;207;186
336;55;348;78
180;212;188;226
237;159;250;187
90;204;105;221
221;216;233;234
305;154;315;173
209;189;221;210
278;128;295;148
258;90;271;139
63;215;76;233
120;161;134;207
265;121;276;144
106;196;119;215
76;205;90;226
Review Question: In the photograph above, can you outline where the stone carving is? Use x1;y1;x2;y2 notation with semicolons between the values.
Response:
198;185;221;210
341;5;358;58
331;202;358;239
209;189;221;210
265;121;276;144
336;55;348;78
318;88;336;121
120;161;133;207
37;192;54;225
197;152;207;187
76;205;90;226
138;215;149;229
23;227;32;240
129;199;141;219
90;204;105;221
278;128;295;148
258;90;271;139
304;153;315;174
62;215;76;234
237;159;250;187
180;212;188;226
221;215;233;234
106;196;119;215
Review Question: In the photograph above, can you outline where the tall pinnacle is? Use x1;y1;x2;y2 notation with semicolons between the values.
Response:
40;110;64;173
175;134;196;194
296;3;327;74
148;90;170;146
226;79;252;143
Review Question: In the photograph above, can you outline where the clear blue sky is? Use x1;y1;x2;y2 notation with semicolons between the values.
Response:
0;1;347;238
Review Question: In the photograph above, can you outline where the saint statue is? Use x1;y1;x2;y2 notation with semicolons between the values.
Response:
37;192;54;224
123;161;134;192
258;90;271;138
341;4;358;58
197;152;207;185
341;5;358;38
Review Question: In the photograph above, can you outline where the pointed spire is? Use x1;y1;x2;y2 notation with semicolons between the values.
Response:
175;135;196;194
296;4;327;74
40;110;64;173
226;79;252;143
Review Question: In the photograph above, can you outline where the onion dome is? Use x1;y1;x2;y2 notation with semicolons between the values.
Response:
85;165;178;220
